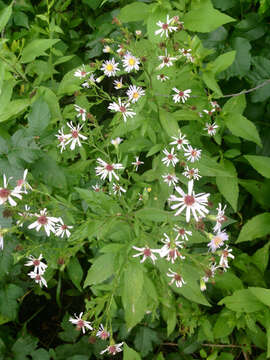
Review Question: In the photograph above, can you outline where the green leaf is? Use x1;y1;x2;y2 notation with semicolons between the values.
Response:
135;208;178;223
0;4;12;32
218;289;265;312
252;242;270;273
21;39;60;63
239;179;270;209
31;348;50;360
249;287;270;307
67;257;83;291
236;213;270;243
244;155;270;179
173;109;199;121
202;70;222;97
223;94;246;115
224;114;262;147
122;262;147;329
124;343;141;360
27;98;51;135
159;109;179;137
0;284;23;320
84;253;115;287
12;335;38;360
216;159;239;211
197;154;235;177
213;309;235;338
183;0;235;33
0;99;30;123
222;38;251;79
119;2;150;22
211;51;236;74
134;327;160;357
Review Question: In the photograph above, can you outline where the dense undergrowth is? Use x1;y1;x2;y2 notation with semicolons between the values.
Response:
0;0;270;359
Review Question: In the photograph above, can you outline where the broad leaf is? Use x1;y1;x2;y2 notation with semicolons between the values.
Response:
0;3;12;32
27;98;51;135
21;39;60;63
219;289;265;313
236;213;270;243
244;155;270;179
225;114;262;146
119;2;150;22
67;257;83;291
84;253;115;287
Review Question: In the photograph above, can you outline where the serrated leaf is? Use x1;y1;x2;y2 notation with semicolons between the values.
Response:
225;114;262;146
213;309;235;338
211;51;236;74
0;284;23;320
123;344;141;360
21;39;60;63
134;327;160;357
218;289;265;312
67;257;83;291
0;99;30;123
252;242;270;273
236;213;270;243
84;253;115;287
27;98;51;135
119;2;150;22
0;3;12;32
249;287;270;308
244;155;270;179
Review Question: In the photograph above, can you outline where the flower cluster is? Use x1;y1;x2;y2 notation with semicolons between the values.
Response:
25;254;48;288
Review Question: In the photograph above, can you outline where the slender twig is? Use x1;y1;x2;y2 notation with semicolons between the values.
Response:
202;343;246;349
222;79;270;98
242;351;249;360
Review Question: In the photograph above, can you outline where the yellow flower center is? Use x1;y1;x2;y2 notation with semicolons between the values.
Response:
106;64;113;71
213;236;222;246
128;58;135;66
117;82;122;88
133;92;139;98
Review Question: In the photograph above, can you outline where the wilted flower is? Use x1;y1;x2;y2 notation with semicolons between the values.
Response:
219;245;234;269
157;74;169;82
15;169;32;194
168;180;210;222
100;342;124;355
214;203;227;233
203;109;215;116
103;45;111;53
112;183;126;196
69;312;93;333
96;324;110;340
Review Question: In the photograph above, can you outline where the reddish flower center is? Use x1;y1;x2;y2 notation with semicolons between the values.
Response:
0;188;10;198
109;346;116;354
72;130;78;138
167;175;172;180
143;248;151;257
167;154;173;160
81;71;86;76
162;23;169;30
164;57;169;63
59;136;64;143
183;50;188;54
33;259;40;266
76;319;85;329
223;250;229;257
119;106;126;113
189;169;194;175
178;91;184;97
177;139;183;144
160;74;165;78
178;228;185;235
35;274;41;281
191;150;197;157
209;126;214;131
105;164;114;171
100;331;109;340
37;215;48;225
169;249;176;258
61;224;68;230
17;179;23;186
184;195;195;206
79;109;84;114
174;274;182;281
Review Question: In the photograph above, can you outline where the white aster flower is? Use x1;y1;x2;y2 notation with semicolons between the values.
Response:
74;66;89;79
92;184;101;192
157;74;169;82
55;217;73;238
168;180;209;222
204;122;218;136
28;208;59;236
101;58;119;77
167;268;186;287
172;88;191;103
183;166;201;181
159;233;184;264
126;85;145;103
158;50;177;69
0;174;23;207
28;270;47;288
69;312;93;333
25;254;47;273
111;137;123;147
15;169;32;194
108;98;136;122
96;324;110;340
103;45;111;53
113;78;123;90
56;127;69;153
65;122;88;150
170;132;189;150
17;205;31;227
132;245;160;264
155;15;178;38
82;74;96;88
219;245;234;269
112;183;126;196
74;105;87;122
202;262;219;283
203;109;215;116
207;231;229;252
95;158;124;182
162;148;179;167
162;173;179;187
173;225;192;241
100;342;124;355
210;101;221;110
122;52;140;72
179;48;192;59
184;145;202;163
214;203;227;233
132;156;144;171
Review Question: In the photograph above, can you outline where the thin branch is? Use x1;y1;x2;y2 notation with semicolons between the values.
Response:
202;343;245;349
222;79;270;98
